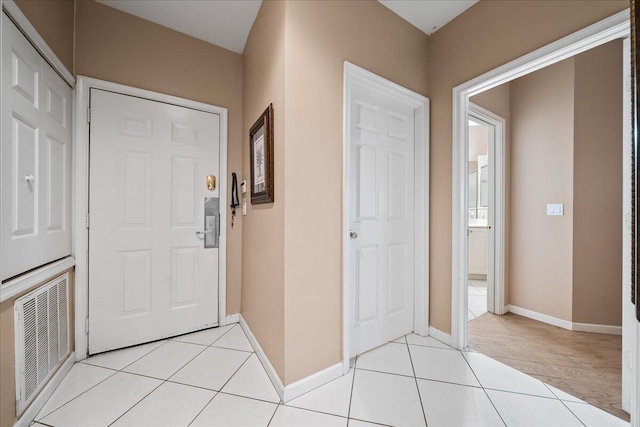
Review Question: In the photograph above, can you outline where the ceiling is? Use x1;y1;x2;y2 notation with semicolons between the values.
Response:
378;0;478;35
96;0;262;54
97;0;477;54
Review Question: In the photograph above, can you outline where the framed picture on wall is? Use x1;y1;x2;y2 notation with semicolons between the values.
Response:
250;104;274;204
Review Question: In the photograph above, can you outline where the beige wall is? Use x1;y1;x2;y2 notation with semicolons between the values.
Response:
509;59;576;321
282;0;429;384
572;40;623;326
14;0;74;73
241;0;286;380
0;270;75;427
75;0;244;315
428;0;627;332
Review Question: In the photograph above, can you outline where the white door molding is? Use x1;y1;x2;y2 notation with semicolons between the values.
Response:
468;103;506;316
451;9;630;351
74;76;228;359
343;62;429;372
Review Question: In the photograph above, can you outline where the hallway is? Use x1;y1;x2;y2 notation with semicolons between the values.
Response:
32;322;626;427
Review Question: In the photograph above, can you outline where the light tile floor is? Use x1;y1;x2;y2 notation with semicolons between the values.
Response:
33;324;628;427
468;280;488;320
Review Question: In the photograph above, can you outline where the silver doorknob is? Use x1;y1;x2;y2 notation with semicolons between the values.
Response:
349;231;358;239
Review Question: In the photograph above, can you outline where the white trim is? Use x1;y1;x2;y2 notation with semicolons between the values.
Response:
342;62;430;371
224;313;240;325
428;326;454;348
508;305;623;335
507;305;573;330
451;9;630;350
468;103;506;316
282;362;343;403
13;352;75;427
239;314;285;400
1;1;75;87
239;314;344;403
572;322;622;336
0;257;75;303
73;76;229;360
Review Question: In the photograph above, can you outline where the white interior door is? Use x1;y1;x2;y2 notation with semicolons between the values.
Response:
88;89;220;354
1;12;72;281
349;81;415;356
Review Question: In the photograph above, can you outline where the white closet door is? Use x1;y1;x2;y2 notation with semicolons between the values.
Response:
348;81;416;356
1;13;72;281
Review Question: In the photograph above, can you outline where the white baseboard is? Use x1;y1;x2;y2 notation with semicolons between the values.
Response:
224;313;240;325
14;352;75;427
428;326;454;347
508;305;622;335
239;315;285;400
238;314;345;403
572;322;622;335
282;362;343;403
507;305;573;330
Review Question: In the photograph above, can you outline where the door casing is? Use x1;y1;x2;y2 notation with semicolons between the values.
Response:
73;76;229;360
342;62;429;372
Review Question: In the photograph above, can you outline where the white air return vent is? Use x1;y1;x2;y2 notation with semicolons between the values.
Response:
14;272;70;415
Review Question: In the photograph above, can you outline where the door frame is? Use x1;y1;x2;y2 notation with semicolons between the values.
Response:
468;103;506;317
73;76;228;360
342;62;429;372
451;9;630;351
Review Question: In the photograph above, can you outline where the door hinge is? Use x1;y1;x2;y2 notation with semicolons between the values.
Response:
86;212;90;229
87;107;91;123
85;318;89;334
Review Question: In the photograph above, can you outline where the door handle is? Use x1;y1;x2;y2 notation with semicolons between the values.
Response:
349;231;358;239
195;230;214;240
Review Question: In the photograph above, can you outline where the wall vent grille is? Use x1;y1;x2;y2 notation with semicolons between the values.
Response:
15;272;70;415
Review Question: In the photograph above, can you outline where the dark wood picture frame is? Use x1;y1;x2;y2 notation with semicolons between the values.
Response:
249;104;275;204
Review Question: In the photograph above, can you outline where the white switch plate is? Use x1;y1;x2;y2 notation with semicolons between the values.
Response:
546;203;563;216
242;200;247;215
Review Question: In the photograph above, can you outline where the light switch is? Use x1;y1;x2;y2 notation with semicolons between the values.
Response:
547;203;563;216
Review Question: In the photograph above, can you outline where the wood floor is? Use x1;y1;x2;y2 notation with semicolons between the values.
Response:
468;312;628;421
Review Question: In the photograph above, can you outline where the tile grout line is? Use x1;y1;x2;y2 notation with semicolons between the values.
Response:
353;365;482;388
266;403;280;427
36;367;120;422
186;392;219;427
346;355;358;420
206;323;239;348
542;383;587;427
460;351;507;427
406;338;429;427
106;379;166;427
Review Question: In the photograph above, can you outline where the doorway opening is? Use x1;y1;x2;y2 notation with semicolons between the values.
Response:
451;10;631;422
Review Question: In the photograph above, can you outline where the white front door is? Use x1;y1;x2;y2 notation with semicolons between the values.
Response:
348;81;415;356
88;89;220;354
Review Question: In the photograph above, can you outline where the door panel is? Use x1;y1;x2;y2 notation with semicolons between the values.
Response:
2;13;71;280
349;82;415;356
89;89;220;353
